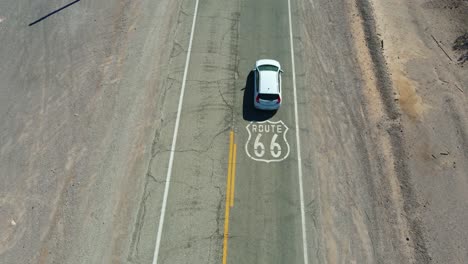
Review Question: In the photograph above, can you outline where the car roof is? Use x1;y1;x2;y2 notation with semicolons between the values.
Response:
256;59;281;68
259;71;279;94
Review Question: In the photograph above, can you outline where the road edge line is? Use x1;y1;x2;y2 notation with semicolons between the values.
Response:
152;0;200;263
287;0;309;263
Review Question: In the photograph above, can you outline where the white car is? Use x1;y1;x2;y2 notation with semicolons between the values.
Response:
253;59;283;110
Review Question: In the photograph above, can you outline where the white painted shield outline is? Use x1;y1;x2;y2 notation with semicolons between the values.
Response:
245;120;290;163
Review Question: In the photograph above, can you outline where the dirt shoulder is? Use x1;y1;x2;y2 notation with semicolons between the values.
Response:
0;0;183;263
358;0;468;262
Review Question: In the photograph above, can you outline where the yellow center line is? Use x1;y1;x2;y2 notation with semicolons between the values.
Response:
223;131;235;264
230;143;237;208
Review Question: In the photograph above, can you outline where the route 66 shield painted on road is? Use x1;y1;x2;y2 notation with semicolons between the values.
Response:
245;120;290;163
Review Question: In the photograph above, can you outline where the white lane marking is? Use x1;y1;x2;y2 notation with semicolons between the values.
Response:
287;0;309;263
152;0;200;263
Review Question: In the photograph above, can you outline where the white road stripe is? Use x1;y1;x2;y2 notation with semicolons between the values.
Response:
152;0;200;263
287;0;309;263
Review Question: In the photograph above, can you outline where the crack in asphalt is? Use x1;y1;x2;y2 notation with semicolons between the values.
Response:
151;126;231;159
128;172;154;263
208;185;224;262
218;87;233;111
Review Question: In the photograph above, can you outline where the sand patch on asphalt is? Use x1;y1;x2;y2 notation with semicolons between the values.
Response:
394;72;425;120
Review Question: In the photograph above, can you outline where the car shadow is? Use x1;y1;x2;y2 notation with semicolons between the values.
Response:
242;70;277;121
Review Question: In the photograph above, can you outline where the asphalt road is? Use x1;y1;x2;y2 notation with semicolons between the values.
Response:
0;0;437;263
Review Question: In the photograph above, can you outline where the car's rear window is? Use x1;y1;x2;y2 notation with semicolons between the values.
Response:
258;65;278;71
258;93;280;100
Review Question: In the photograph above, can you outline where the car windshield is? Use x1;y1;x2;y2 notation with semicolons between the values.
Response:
258;93;279;100
258;65;278;71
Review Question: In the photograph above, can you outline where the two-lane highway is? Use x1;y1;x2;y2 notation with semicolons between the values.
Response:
143;0;309;263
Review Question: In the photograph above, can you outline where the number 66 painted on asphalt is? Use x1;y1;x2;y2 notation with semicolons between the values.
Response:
254;134;282;158
245;120;290;163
